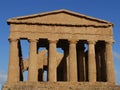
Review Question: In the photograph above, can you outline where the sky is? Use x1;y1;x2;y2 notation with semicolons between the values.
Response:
0;0;120;89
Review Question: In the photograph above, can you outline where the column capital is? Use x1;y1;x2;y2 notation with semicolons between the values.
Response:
49;40;57;43
28;39;38;43
87;40;96;44
8;38;19;42
106;41;113;44
69;40;77;44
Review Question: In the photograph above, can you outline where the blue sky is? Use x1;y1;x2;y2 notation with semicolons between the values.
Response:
0;0;120;89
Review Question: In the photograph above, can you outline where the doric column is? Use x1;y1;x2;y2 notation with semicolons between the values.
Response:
69;40;77;82
48;40;57;82
7;38;19;83
106;41;115;83
28;39;38;82
88;41;96;82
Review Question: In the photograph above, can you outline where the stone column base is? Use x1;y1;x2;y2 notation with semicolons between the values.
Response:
2;82;120;90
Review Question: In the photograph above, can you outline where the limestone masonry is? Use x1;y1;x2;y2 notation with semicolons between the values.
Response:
2;9;120;90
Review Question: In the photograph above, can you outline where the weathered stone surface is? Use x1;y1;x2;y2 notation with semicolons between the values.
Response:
2;9;119;90
22;50;63;72
2;82;120;90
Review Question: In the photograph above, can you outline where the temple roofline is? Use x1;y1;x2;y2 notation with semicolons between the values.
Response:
7;9;113;27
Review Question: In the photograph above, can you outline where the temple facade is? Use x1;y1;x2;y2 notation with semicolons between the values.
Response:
2;10;120;90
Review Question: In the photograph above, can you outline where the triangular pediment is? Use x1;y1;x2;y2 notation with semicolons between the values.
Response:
7;9;112;27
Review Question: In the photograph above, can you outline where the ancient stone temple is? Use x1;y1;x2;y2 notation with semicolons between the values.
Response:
2;9;120;90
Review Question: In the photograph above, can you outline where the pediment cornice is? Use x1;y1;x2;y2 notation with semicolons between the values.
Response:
7;9;113;27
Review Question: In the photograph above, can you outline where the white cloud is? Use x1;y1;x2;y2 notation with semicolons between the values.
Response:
113;51;120;60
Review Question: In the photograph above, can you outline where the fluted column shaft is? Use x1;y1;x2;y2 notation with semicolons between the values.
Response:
69;40;77;82
7;38;19;83
106;41;115;83
28;39;38;82
88;41;96;82
48;40;57;82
